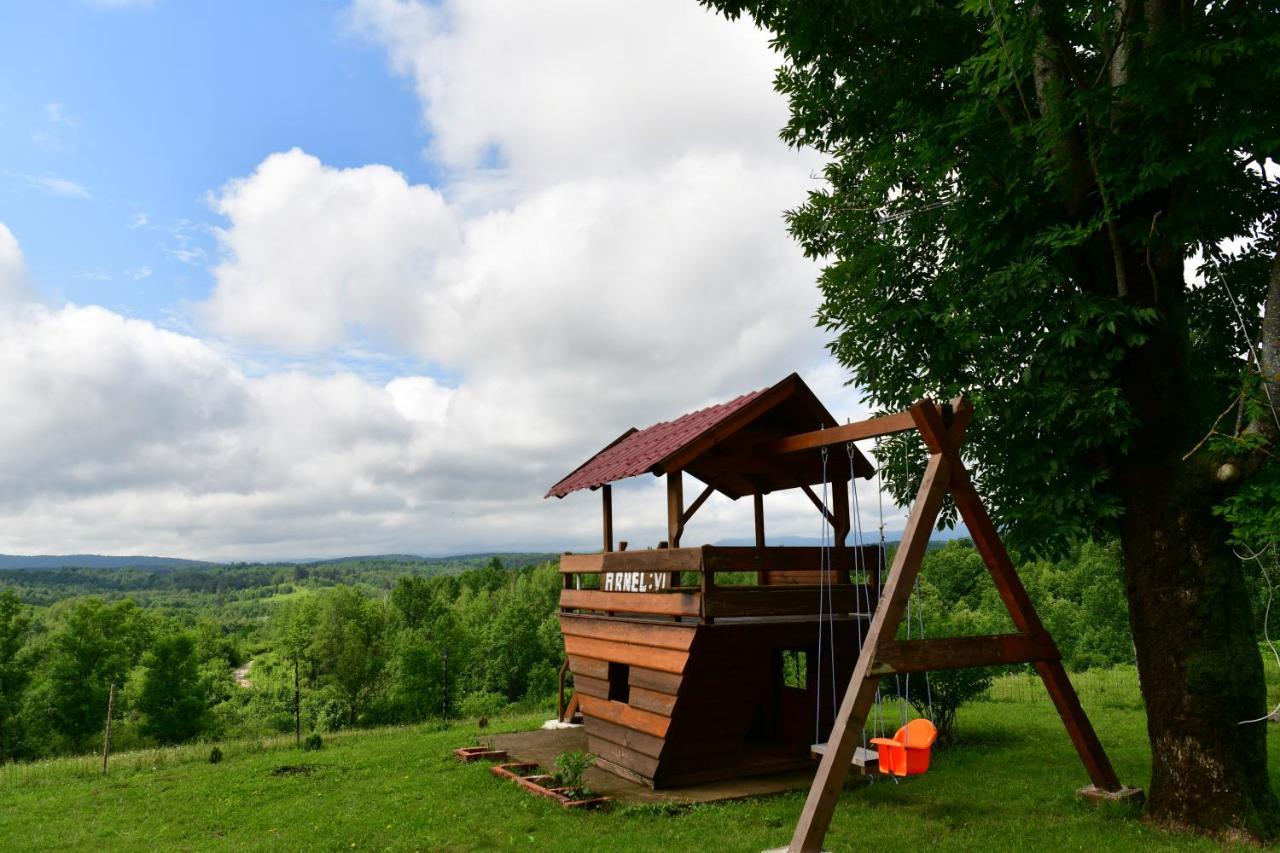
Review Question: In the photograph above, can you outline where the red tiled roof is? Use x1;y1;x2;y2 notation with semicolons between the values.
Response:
545;386;771;498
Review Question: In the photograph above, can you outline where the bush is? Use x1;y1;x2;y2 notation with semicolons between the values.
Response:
554;750;594;792
459;690;506;720
303;733;324;751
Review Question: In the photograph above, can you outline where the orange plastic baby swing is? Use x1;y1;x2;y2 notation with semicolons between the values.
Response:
869;718;937;776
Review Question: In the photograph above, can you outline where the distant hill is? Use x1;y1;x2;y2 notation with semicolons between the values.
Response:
0;554;221;571
0;551;557;572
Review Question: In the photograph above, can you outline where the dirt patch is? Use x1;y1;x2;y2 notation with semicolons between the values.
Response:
270;764;315;777
233;659;254;688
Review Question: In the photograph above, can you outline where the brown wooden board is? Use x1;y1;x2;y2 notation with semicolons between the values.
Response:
628;686;677;717
567;655;610;681
559;589;701;618
572;674;610;700
872;633;1059;674
560;548;705;574
586;736;661;782
562;636;689;675
757;409;917;455
628;666;684;696
560;614;696;650
581;713;667;759
704;586;868;618
702;545;878;575
579;694;672;739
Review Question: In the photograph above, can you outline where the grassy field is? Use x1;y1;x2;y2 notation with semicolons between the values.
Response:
2;669;1277;851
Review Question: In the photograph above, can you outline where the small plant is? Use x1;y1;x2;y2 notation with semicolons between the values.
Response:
208;745;223;764
554;750;594;794
303;733;324;752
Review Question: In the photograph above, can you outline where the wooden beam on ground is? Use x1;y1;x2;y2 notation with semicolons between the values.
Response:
787;440;951;853
757;410;917;455
1036;659;1124;792
602;484;614;553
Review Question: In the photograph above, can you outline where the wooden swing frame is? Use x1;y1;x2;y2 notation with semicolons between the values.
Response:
762;396;1141;853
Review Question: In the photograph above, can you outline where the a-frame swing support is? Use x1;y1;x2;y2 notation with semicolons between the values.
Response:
763;397;1141;853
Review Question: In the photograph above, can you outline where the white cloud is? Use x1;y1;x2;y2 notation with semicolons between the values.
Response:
25;174;91;199
348;0;791;190
204;149;459;352
0;3;902;559
0;224;30;305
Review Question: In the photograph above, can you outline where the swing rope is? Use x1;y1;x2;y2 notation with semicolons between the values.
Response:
848;440;873;749
815;445;838;742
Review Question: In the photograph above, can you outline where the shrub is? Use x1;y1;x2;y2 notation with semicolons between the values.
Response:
303;733;324;751
554;750;594;791
459;690;505;720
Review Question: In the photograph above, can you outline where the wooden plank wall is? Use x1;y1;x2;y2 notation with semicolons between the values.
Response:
561;615;695;784
562;613;865;788
656;620;859;787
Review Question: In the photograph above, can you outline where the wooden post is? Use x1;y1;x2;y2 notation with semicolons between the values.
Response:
666;471;684;547
294;656;301;747
601;484;614;553
101;681;116;775
754;492;766;584
666;471;684;589
832;473;851;585
832;472;850;550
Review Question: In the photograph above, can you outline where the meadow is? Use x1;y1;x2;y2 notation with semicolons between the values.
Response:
3;667;1276;852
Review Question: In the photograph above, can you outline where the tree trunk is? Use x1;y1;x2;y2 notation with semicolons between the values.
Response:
1114;295;1279;836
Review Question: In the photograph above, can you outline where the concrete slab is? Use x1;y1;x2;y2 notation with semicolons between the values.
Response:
487;728;832;805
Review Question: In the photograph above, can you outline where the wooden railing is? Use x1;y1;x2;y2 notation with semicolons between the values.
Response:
558;545;881;623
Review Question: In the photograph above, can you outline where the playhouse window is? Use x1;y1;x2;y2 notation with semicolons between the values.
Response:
781;649;807;690
608;661;630;703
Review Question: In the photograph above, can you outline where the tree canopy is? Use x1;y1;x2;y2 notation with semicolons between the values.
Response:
703;0;1279;836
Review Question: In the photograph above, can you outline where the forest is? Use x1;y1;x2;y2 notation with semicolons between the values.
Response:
4;539;1262;764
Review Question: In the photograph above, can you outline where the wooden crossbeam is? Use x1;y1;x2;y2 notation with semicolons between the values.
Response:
871;632;1059;675
681;483;715;527
757;409;917;455
783;398;1132;853
799;483;836;526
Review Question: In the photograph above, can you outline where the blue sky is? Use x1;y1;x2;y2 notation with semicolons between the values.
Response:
0;1;429;323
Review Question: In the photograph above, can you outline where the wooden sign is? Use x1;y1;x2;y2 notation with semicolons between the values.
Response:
603;571;670;593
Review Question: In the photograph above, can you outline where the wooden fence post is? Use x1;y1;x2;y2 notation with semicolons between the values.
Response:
101;681;116;775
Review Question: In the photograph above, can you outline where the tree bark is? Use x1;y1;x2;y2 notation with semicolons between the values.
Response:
1243;252;1280;445
1114;280;1279;835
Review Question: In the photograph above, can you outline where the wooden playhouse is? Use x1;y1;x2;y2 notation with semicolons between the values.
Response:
546;374;881;788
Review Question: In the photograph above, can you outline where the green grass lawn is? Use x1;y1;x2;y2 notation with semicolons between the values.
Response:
2;672;1276;851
